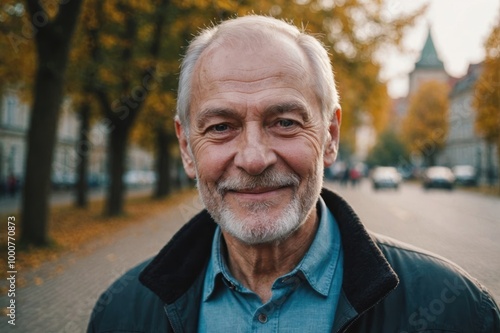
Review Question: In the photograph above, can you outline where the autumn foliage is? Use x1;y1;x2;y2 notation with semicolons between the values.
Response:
473;22;500;191
402;80;450;166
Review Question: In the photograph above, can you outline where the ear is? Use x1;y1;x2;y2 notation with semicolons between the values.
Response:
323;108;342;167
175;118;196;179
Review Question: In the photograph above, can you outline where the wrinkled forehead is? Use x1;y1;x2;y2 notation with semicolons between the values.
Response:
194;30;312;86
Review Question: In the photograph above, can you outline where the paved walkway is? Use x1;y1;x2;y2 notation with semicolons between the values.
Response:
0;190;203;333
0;186;154;214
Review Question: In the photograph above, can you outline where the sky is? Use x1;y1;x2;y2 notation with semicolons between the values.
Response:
381;0;500;98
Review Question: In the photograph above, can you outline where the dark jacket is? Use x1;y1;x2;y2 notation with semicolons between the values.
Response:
88;188;500;332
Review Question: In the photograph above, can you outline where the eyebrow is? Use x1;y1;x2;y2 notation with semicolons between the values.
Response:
196;108;238;129
195;101;312;129
264;101;312;122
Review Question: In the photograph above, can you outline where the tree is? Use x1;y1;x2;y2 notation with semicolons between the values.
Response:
0;2;36;94
66;0;104;208
16;0;83;246
366;129;408;167
473;22;500;192
402;80;450;167
77;0;175;216
132;92;177;198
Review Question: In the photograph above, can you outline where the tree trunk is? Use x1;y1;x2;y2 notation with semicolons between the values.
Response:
75;101;91;208
154;127;172;199
496;141;500;194
21;0;83;247
105;126;128;216
21;57;63;246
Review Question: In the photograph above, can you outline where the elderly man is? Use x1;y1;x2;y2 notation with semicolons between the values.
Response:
88;15;499;332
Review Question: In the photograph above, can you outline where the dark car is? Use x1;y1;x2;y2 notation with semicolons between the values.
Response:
452;165;478;186
423;166;455;190
371;167;401;190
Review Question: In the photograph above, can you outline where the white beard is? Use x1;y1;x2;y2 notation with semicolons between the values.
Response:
196;164;323;245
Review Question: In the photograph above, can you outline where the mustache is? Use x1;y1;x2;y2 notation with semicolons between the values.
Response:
216;169;300;196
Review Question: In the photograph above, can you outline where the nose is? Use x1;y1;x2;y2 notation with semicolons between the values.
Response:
234;124;277;175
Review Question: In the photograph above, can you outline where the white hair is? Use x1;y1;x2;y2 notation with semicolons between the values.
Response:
176;15;340;135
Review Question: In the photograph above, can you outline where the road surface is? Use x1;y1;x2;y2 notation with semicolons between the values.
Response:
326;179;500;301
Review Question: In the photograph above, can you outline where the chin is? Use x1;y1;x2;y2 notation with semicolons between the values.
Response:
217;202;305;245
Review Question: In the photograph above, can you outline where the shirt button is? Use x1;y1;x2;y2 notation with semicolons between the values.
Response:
258;313;268;323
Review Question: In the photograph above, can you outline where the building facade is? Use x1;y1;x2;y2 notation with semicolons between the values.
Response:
0;89;32;192
440;63;498;183
0;89;154;195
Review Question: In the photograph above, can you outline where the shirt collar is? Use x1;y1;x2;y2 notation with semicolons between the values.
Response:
293;196;342;296
203;226;233;301
203;196;343;300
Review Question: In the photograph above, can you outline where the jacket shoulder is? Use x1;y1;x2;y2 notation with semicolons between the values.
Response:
87;260;170;333
373;232;475;281
361;233;500;332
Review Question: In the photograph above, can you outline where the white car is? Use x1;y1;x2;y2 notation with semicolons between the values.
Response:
371;167;401;190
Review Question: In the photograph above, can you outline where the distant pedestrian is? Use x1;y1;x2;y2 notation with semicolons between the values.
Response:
7;173;17;197
349;167;361;187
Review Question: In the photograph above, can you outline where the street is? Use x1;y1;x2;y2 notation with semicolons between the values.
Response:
325;179;500;301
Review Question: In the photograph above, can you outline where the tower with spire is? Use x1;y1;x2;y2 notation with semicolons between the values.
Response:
408;28;451;96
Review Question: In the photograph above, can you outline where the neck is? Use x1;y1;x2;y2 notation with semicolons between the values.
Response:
221;208;319;303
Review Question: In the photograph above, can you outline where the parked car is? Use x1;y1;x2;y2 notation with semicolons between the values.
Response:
371;166;401;190
422;166;455;190
124;170;157;187
452;165;478;186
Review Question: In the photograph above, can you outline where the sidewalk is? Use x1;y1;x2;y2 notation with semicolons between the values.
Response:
0;186;153;215
0;190;202;332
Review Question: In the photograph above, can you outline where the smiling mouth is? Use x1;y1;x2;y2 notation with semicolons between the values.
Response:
216;171;300;198
226;186;292;201
231;186;288;194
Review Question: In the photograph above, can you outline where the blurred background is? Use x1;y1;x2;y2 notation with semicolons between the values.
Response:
0;0;499;331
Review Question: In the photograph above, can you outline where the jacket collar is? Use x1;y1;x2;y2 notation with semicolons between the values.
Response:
139;188;399;315
320;189;399;314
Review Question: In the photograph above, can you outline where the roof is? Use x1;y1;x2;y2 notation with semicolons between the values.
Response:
450;63;483;96
415;29;445;70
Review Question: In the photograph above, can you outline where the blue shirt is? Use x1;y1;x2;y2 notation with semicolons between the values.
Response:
198;197;344;332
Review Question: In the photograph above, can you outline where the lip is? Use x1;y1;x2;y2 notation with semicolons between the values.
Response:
228;186;290;199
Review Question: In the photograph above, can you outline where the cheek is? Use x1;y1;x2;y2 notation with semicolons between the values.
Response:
193;142;235;181
273;136;323;175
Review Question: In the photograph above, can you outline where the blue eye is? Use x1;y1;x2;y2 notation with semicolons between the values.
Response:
213;124;229;132
278;119;295;127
